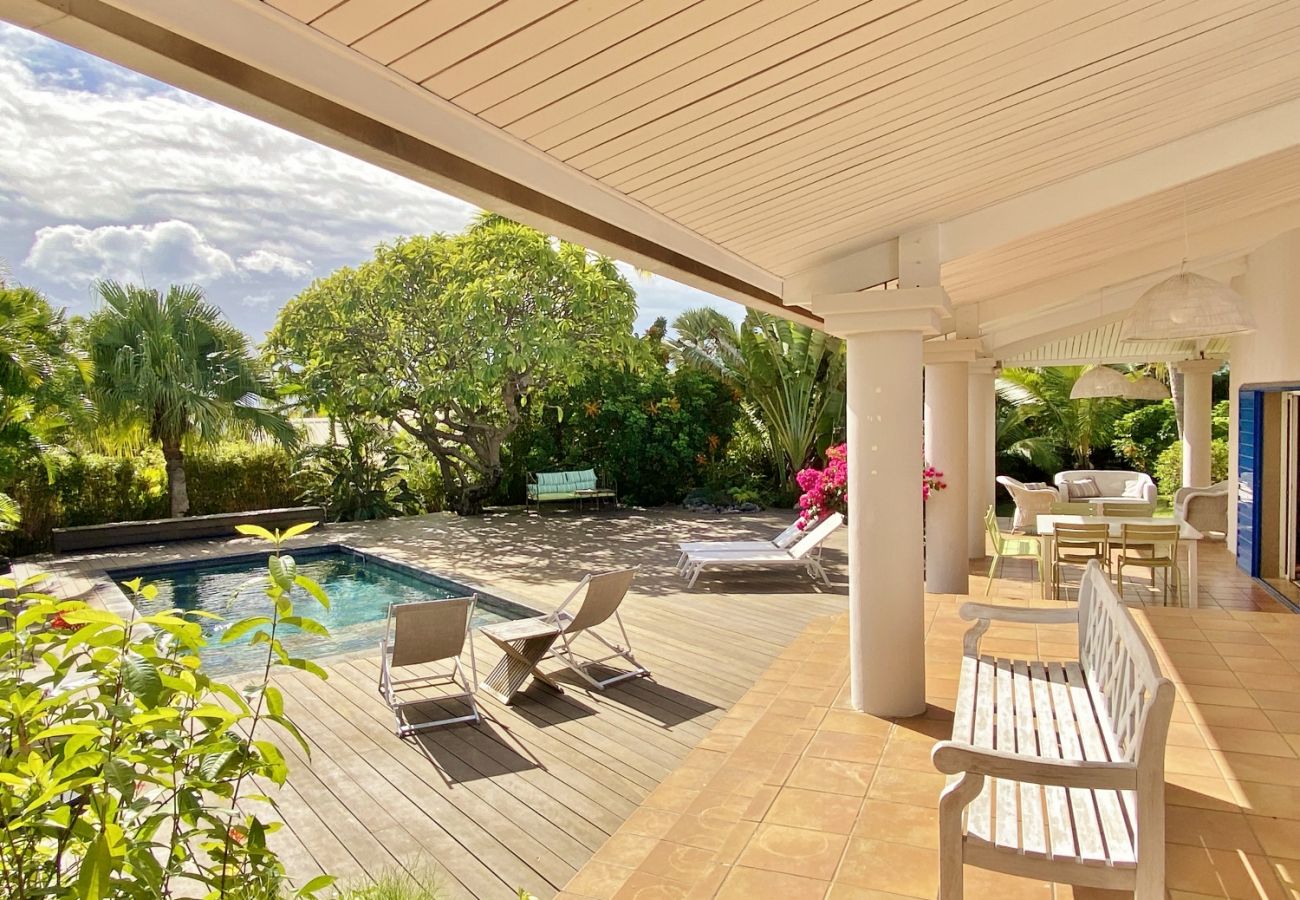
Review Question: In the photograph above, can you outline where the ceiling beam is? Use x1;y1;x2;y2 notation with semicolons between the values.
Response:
942;97;1300;263
1;0;814;323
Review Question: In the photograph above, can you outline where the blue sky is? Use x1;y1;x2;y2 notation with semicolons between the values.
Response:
0;22;741;338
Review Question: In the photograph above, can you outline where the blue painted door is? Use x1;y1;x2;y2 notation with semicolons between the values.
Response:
1237;389;1263;575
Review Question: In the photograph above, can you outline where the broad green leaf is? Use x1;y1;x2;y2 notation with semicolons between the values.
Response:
263;684;285;718
297;874;337;897
269;553;298;592
76;827;118;900
123;653;163;707
220;616;273;643
293;574;331;610
235;523;278;542
280;616;329;637
279;521;318;540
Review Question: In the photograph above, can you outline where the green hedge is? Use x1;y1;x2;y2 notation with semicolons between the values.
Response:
2;443;297;556
1153;438;1230;497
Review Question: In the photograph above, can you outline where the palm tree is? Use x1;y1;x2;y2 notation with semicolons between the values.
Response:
996;366;1126;469
672;307;845;485
85;282;295;517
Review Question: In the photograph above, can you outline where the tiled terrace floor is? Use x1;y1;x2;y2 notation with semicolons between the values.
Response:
562;541;1300;900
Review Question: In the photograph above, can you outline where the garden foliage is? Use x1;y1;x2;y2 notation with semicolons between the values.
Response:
0;524;334;898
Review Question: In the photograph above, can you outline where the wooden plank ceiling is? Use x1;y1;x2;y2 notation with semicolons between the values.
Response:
943;143;1300;307
266;0;1300;280
1001;320;1229;365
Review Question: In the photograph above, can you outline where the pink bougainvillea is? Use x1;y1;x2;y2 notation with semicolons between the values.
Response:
795;444;947;530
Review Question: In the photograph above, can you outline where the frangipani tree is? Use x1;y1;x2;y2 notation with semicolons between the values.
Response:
672;307;845;488
86;282;295;517
268;214;637;514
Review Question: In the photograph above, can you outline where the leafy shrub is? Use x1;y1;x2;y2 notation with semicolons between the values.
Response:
1154;438;1230;496
295;424;417;522
508;362;741;507
1111;401;1177;473
0;525;334;898
1;443;299;555
186;442;298;515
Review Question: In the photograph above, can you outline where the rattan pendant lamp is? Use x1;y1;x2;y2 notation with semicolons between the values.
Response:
1070;365;1132;399
1120;191;1256;344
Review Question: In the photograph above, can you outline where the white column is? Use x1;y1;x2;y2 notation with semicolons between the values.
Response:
811;283;949;717
847;330;927;715
967;362;997;559
924;361;970;594
1176;359;1219;489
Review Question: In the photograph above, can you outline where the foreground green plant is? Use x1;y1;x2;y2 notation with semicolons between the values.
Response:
0;522;334;898
334;866;445;899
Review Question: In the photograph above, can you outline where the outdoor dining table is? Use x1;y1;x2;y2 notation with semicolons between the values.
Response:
1035;514;1205;608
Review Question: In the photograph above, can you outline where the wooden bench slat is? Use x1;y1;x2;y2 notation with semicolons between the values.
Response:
966;656;997;841
1031;660;1076;860
1012;660;1048;857
1065;662;1136;866
1046;661;1106;863
993;658;1020;851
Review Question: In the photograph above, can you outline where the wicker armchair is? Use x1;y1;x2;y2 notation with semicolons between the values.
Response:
1174;480;1229;538
996;476;1058;533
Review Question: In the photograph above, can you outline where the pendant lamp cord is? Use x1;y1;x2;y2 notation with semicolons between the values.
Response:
1181;187;1190;272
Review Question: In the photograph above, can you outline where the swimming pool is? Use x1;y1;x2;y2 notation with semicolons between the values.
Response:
108;545;536;675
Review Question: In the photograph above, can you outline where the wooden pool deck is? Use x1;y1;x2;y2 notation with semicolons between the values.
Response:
37;508;849;898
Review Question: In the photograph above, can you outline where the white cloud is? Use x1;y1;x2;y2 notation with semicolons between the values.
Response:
0;21;745;336
238;248;312;279
24;219;235;286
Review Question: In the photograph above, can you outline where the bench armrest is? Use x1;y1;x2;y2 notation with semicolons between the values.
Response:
958;603;1079;654
932;741;1137;790
958;603;1079;624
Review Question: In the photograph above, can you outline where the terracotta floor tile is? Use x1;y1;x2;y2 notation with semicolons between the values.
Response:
736;822;848;881
1202;726;1297;758
636;841;717;885
621;807;681;840
1165;807;1263;852
807;731;887;764
612;870;691;900
836;837;938;898
741;783;779;821
853;800;938;849
866;766;945;809
1247;815;1300;860
715;866;829;900
663;813;740;853
593;832;661;870
963;865;1053;899
786;756;875;797
764;787;863;834
565;860;634;898
1165;844;1288;898
825;886;915;900
683;790;749;823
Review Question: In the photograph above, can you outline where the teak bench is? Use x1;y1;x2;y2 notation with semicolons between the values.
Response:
931;560;1175;899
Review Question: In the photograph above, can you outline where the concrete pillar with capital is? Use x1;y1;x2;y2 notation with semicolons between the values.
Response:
1175;358;1221;489
810;285;950;717
923;342;981;595
967;361;998;559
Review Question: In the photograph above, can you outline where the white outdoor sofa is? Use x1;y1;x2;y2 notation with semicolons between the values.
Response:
1054;470;1157;506
931;560;1175;899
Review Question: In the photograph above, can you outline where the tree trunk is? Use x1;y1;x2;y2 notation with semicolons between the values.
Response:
451;465;502;516
1170;368;1186;439
162;444;190;517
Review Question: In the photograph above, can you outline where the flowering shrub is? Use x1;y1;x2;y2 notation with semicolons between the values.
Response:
795;444;847;529
795;444;948;528
923;465;948;500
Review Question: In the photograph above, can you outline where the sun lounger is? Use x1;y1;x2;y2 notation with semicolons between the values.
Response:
675;520;803;572
680;513;843;588
378;595;479;735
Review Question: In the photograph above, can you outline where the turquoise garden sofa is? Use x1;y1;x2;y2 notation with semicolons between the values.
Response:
526;468;617;511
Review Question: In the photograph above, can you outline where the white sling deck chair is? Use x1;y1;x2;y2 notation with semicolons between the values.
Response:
539;568;648;690
680;512;843;588
378;595;479;736
675;520;803;572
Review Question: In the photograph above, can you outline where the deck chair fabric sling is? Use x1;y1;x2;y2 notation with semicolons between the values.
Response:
378;595;479;736
675;520;803;572
543;568;647;690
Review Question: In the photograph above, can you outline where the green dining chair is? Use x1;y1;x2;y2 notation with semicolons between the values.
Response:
985;506;1042;596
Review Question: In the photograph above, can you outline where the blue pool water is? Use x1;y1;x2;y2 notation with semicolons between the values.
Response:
110;546;534;675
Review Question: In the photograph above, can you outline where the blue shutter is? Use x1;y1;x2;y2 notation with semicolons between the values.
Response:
1236;389;1263;575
